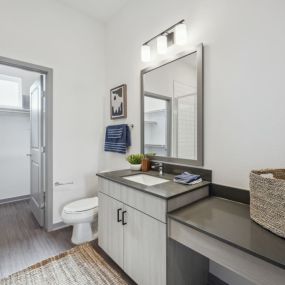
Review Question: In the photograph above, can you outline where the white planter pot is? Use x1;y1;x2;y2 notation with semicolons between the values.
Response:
130;164;141;171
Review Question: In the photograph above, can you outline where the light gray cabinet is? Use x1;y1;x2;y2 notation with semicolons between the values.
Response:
98;179;166;285
123;204;166;285
98;192;124;268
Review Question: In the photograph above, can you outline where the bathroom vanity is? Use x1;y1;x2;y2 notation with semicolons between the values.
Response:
97;169;211;285
97;168;285;285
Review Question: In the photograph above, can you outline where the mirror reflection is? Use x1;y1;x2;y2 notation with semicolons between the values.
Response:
143;52;198;160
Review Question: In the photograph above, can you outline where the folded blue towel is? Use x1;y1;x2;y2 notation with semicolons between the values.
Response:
104;124;131;154
173;172;202;185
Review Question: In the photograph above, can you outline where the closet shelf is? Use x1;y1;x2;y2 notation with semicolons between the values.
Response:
145;144;166;148
144;121;157;125
0;108;30;114
144;109;166;114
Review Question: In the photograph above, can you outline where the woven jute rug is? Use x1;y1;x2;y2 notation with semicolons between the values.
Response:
0;243;129;285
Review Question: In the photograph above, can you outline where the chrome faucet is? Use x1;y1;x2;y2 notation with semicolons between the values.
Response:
151;162;163;176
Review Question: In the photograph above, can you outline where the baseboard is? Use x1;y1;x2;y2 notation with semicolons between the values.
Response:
50;221;70;231
0;195;30;205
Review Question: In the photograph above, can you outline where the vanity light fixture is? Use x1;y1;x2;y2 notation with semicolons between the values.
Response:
157;34;168;54
175;22;187;45
141;20;187;62
141;44;151;62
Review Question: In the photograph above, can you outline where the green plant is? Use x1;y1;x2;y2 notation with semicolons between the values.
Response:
144;152;156;158
127;154;144;165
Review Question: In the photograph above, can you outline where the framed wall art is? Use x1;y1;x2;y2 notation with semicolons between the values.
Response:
110;84;127;119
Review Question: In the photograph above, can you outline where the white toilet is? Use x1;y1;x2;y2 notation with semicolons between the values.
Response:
62;197;98;245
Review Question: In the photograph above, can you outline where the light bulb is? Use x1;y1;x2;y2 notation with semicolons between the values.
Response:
157;35;168;54
175;22;187;45
141;45;151;62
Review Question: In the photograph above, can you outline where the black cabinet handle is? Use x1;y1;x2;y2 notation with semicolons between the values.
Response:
122;210;127;225
117;208;122;222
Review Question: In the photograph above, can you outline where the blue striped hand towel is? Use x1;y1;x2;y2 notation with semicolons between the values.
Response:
104;124;131;154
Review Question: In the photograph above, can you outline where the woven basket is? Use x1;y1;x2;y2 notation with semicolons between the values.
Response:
249;169;285;238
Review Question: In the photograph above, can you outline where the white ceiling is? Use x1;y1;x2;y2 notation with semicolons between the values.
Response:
57;0;129;22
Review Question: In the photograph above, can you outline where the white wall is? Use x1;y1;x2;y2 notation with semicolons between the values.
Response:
0;113;30;200
0;0;106;223
104;0;285;190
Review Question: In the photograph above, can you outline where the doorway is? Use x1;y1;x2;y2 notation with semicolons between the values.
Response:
0;56;53;231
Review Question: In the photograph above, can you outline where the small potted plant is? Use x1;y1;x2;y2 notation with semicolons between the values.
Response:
127;154;144;171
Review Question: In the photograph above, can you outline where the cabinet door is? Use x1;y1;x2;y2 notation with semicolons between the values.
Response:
98;192;124;268
123;205;166;285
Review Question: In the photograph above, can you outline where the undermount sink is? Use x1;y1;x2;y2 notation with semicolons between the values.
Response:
123;174;169;186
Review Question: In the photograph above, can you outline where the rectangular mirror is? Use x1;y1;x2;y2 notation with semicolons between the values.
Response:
141;44;203;166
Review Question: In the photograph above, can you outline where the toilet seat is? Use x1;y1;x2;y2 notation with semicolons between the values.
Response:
62;207;98;224
63;197;98;214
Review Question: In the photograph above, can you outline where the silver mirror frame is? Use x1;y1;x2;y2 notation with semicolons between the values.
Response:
140;43;204;166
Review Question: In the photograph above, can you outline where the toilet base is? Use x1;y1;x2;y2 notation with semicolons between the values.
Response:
71;222;97;245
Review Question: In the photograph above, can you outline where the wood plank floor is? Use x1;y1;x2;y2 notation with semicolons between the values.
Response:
0;200;135;284
0;200;73;278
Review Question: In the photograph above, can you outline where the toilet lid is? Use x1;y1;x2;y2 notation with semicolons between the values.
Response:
63;197;98;213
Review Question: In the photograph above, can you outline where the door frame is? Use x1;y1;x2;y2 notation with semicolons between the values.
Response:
143;91;172;157
0;56;53;231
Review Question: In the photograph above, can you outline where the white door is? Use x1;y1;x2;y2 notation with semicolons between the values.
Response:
29;76;45;226
123;205;166;285
98;192;124;268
